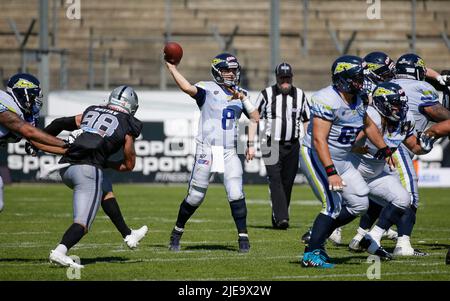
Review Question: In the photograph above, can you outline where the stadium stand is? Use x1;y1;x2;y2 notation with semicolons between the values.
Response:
0;0;449;91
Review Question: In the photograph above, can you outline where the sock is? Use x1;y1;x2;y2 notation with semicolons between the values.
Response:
376;203;405;231
359;199;383;229
397;206;417;237
175;199;198;229
230;198;248;233
368;225;385;246
55;244;68;255
308;213;335;251
60;223;86;251
331;206;357;230
354;227;368;241
396;235;412;249
101;197;131;238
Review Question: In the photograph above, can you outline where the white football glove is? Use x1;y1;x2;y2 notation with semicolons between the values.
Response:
436;75;450;86
68;129;84;144
418;132;437;154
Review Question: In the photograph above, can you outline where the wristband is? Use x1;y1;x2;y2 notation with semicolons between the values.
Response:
247;141;255;147
242;98;256;113
325;164;338;177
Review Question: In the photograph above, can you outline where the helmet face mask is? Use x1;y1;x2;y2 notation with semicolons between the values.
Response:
6;73;42;114
332;55;366;95
211;53;241;87
107;85;139;116
372;82;408;122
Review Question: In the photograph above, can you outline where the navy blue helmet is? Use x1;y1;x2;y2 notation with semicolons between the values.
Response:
331;55;366;94
6;73;42;114
395;53;426;81
372;82;408;122
211;53;241;87
363;51;396;83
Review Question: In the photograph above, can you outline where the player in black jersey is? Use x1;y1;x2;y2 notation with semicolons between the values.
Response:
46;86;142;269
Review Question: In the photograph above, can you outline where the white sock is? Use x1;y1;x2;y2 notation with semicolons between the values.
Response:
369;226;384;245
354;227;368;240
174;226;184;233
396;235;412;249
55;244;68;255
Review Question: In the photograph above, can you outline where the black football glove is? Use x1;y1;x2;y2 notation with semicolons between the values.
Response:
25;142;39;156
374;146;393;160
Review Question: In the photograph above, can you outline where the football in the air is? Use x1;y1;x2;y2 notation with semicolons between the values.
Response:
163;42;183;65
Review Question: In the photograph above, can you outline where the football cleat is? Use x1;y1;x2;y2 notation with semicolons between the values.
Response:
328;227;342;245
360;235;393;261
301;227;312;244
168;228;183;252
301;249;334;268
49;250;84;269
393;246;428;256
238;235;250;253
382;228;398;241
124;225;148;249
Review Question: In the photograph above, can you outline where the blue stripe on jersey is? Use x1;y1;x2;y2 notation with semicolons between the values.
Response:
398;146;418;203
192;87;206;108
308;148;335;214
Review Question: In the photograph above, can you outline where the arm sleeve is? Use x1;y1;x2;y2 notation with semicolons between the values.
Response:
191;86;206;108
44;116;78;135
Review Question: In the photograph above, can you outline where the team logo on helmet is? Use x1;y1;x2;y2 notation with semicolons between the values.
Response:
334;62;359;74
13;79;39;89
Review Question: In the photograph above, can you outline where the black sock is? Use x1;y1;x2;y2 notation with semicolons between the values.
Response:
332;206;357;230
359;199;383;229
397;206;417;236
308;213;335;251
376;203;405;230
175;199;198;229
101;198;131;238
230;198;248;233
60;223;86;250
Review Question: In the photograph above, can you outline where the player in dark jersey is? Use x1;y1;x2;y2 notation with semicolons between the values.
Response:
46;86;142;268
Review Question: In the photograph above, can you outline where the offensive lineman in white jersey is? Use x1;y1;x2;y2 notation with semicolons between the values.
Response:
348;82;431;256
299;55;393;268
0;73;69;212
387;54;450;255
165;53;259;252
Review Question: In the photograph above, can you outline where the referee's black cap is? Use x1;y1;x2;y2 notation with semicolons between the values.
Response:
275;62;293;77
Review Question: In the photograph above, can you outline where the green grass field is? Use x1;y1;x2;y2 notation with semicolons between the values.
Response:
0;183;449;281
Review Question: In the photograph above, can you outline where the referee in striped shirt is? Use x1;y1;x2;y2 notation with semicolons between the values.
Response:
255;62;310;229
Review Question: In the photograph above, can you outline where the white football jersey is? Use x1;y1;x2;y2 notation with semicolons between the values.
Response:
390;78;439;134
303;85;367;160
354;106;415;177
192;81;247;148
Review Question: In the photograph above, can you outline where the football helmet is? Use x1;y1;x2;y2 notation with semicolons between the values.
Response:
331;55;366;94
395;53;427;81
363;51;396;83
211;53;241;87
107;85;139;116
6;73;42;114
372;82;408;122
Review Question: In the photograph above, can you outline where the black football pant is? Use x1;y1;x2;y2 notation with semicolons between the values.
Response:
263;139;299;224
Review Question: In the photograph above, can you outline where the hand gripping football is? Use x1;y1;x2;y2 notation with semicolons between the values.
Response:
163;42;183;65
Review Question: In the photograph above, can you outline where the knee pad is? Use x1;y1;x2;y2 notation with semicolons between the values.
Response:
392;189;411;210
185;187;206;207
226;178;244;202
345;195;369;216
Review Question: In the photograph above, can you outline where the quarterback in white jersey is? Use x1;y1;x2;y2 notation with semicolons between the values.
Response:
299;55;393;268
165;53;259;253
0;73;68;212
348;82;431;256
387;53;450;255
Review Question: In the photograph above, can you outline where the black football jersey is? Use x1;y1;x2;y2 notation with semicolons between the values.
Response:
60;105;142;167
